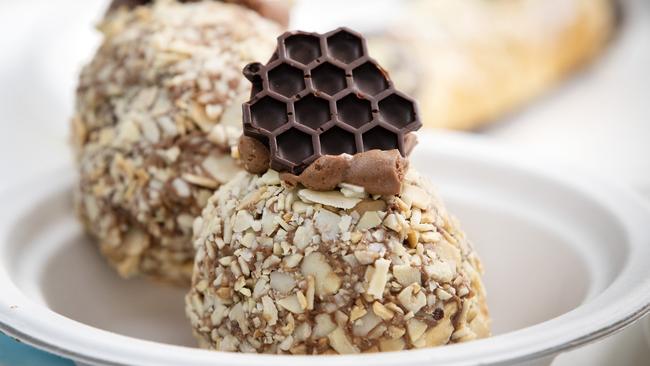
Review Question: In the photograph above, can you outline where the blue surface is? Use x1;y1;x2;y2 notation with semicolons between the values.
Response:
0;332;73;366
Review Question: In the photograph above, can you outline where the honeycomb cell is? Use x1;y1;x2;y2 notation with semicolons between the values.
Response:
336;94;372;128
320;126;356;155
276;129;314;165
327;30;363;64
353;62;389;96
378;94;416;128
268;64;305;97
284;34;322;65
363;127;398;151
311;63;346;96
294;94;330;130
249;96;288;132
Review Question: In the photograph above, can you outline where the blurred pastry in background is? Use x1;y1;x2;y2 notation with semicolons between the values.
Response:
368;0;617;130
107;0;292;26
71;0;282;284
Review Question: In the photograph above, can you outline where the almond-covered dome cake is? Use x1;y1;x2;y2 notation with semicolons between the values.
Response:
185;28;490;354
71;0;282;284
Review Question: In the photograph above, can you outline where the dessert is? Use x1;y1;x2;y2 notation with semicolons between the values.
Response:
186;28;490;354
367;0;617;130
71;0;282;284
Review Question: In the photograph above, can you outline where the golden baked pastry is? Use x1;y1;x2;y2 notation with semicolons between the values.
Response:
368;0;617;130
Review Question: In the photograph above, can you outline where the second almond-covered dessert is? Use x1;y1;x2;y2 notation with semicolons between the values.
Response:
186;28;490;354
71;0;282;284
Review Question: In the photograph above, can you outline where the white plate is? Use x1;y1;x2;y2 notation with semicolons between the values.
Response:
1;132;649;366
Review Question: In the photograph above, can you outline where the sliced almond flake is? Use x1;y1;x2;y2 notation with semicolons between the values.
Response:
259;170;281;185
435;287;453;301
401;184;429;210
313;313;336;338
294;322;312;342
379;337;405;352
425;261;455;283
116;119;141;144
292;201;311;214
383;213;401;232
354;250;379;265
296;291;308;310
457;286;470;297
421;231;443;243
283;253;303;268
434;241;462;263
195;279;209;292
367;258;390;299
327;327;360;354
218;256;233;266
424;316;454;347
152;113;178;137
313;209;341;242
210;303;228;326
261;295;278;325
298;189;361;209
205;103;223;120
182;173;219;189
349;305;367;322
293;221;314;249
171;177;191;198
270;271;296;294
340;186;367;199
338;215;352;232
398;284;427;314
406;318;428;342
232;210;254;232
202;155;240;184
412;223;436;232
306;275;315;310
393;264;422;286
339;182;365;193
140;117;160;143
238;286;252;297
278;335;294;351
161;146;181;163
123;228;149;256
352;310;382;338
301;252;341;296
241;232;255;248
356;211;383;231
277;294;304;314
260;210;278;236
387;325;406;339
372;301;394;321
252;278;269;299
263;255;281;269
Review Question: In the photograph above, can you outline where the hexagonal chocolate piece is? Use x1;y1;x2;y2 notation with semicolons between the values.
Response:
242;27;421;174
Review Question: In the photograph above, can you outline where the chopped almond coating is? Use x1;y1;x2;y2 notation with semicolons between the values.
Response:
72;1;280;284
186;168;490;353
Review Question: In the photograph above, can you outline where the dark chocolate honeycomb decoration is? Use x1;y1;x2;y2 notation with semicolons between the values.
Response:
242;27;422;174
